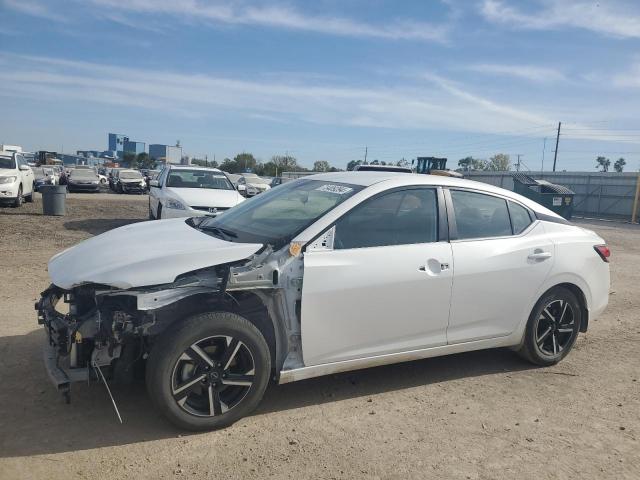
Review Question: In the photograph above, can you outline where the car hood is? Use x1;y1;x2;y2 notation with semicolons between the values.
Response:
48;218;263;289
0;168;17;176
120;178;144;183
167;187;244;208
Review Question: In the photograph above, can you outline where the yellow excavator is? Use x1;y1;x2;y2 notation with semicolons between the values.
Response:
413;157;462;178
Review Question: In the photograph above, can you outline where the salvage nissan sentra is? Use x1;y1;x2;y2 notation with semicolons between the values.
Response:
37;172;610;430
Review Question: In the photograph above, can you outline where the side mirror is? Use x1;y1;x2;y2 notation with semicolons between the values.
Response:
149;179;159;187
19;164;30;171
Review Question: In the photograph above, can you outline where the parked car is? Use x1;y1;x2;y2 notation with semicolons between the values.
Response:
144;169;160;189
66;169;101;193
236;173;271;196
0;151;34;206
108;168;124;190
33;166;59;191
115;169;146;194
270;177;293;188
149;165;244;219
37;172;610;430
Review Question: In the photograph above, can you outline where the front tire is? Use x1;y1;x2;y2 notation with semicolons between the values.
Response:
13;185;23;207
156;203;162;220
146;312;271;431
518;287;582;366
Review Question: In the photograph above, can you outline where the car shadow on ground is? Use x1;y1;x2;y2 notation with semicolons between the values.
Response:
0;329;536;458
63;218;146;236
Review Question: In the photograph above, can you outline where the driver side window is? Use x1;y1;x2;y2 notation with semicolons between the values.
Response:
333;188;438;250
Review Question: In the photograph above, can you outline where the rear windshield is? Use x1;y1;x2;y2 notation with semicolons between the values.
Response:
167;170;234;190
0;157;16;169
71;170;98;179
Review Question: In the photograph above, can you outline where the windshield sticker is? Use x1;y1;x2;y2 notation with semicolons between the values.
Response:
316;184;353;195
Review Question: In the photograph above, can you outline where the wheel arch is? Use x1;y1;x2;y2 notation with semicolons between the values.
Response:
547;282;589;333
148;290;283;373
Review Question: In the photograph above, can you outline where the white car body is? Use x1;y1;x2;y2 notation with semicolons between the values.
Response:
236;173;271;196
47;171;609;374
0;151;34;204
149;165;245;219
39;172;610;429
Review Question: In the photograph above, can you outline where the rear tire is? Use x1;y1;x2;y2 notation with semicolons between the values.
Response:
146;311;271;431
148;199;155;220
156;204;162;220
517;287;582;366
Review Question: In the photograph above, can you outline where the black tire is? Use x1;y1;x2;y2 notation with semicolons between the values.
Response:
148;199;155;220
517;287;582;366
146;311;271;431
13;185;23;207
25;188;34;203
156;203;162;220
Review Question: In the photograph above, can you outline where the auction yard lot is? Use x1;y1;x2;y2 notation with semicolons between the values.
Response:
0;193;638;479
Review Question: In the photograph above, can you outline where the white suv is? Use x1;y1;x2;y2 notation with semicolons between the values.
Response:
0;151;34;207
149;165;245;219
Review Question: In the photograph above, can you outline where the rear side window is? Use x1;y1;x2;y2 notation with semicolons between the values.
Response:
509;201;533;234
451;190;511;239
334;188;438;249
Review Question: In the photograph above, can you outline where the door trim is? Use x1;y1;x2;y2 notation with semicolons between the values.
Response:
279;333;516;384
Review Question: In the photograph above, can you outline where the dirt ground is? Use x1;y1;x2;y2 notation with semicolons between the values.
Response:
0;193;638;480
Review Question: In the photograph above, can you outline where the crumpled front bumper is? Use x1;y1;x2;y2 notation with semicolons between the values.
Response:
36;288;90;395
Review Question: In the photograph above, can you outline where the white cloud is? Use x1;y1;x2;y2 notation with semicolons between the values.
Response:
613;62;640;88
0;54;560;136
3;0;67;22
464;63;566;83
85;0;450;42
480;0;640;39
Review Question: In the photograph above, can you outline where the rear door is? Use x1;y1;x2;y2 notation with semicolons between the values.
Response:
301;187;453;366
446;189;554;343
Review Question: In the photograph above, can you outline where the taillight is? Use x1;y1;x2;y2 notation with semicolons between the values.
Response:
594;245;610;262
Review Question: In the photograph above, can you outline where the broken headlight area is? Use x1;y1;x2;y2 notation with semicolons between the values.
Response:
35;266;227;401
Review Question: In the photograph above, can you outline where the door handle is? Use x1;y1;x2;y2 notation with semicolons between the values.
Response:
418;260;449;274
528;251;552;261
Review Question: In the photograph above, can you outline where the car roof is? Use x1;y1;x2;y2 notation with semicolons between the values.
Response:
307;171;563;219
169;165;223;173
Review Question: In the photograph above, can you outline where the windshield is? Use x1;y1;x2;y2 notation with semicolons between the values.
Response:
167;170;234;190
194;179;364;249
242;175;269;185
0;157;16;169
71;170;98;179
120;171;142;179
34;168;54;179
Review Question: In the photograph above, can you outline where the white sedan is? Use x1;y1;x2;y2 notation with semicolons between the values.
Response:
0;151;34;206
38;172;609;430
149;166;245;219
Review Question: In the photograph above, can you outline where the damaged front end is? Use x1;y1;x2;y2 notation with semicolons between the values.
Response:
35;264;229;402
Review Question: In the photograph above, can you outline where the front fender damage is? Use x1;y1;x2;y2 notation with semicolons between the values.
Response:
36;244;303;407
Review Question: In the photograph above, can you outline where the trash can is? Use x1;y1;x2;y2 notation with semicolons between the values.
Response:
40;185;67;216
512;173;575;220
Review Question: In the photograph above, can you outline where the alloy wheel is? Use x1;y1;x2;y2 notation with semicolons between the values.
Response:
534;299;577;357
171;336;255;417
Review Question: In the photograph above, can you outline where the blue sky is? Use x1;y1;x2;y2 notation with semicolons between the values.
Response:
1;0;640;171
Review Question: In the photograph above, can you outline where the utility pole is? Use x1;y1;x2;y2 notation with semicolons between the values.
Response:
364;146;368;164
552;122;561;172
541;138;546;174
516;154;523;172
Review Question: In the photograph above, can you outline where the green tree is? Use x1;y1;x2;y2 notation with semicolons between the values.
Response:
271;154;300;173
596;156;611;172
614;157;626;173
135;152;155;169
487;153;511;171
234;153;257;172
396;158;409;168
313;160;330;172
458;156;474;171
219;158;240;173
122;152;136;168
346;160;362;171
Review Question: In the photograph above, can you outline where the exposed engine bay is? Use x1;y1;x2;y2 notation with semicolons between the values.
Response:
36;245;305;403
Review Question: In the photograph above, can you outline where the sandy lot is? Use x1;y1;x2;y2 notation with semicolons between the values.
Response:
0;193;638;480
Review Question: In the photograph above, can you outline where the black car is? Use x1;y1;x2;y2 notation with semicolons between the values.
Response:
116;170;146;194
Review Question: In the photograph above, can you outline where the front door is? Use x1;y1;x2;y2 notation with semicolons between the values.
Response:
301;187;453;367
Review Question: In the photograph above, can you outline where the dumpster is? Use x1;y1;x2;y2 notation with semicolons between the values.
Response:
511;173;575;220
40;185;67;216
